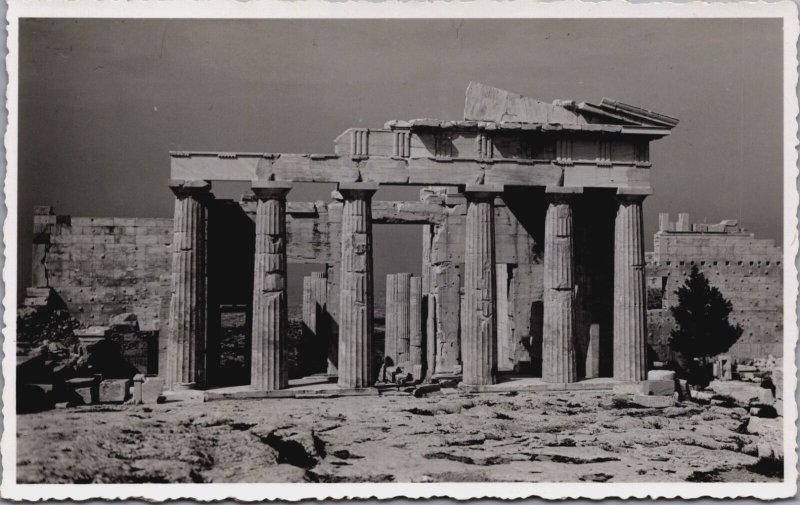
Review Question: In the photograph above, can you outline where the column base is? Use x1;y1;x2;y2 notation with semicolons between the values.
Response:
170;381;198;391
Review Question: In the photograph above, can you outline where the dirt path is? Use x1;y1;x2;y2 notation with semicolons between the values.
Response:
16;390;780;483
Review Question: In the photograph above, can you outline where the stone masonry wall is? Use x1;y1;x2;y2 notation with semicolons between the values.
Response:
646;213;783;362
31;206;172;331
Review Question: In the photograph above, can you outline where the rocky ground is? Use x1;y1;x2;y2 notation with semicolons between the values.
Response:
16;389;782;483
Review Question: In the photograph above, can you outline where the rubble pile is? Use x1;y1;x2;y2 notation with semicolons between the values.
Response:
17;308;163;413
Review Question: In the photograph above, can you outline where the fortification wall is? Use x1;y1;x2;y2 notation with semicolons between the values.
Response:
646;213;783;362
31;206;173;331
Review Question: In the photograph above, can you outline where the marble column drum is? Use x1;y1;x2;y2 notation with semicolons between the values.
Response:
461;184;502;386
167;179;211;390
250;182;291;391
384;274;398;365
542;187;581;383
614;190;649;382
338;183;379;388
395;272;412;366
409;276;424;376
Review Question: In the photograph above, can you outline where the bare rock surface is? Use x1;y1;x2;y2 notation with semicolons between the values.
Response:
16;391;781;483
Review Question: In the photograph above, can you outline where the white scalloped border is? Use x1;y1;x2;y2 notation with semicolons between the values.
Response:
1;0;797;500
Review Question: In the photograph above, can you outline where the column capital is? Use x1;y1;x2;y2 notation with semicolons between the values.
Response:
338;182;379;199
545;185;583;202
616;187;652;202
169;179;212;199
463;183;504;201
252;181;292;200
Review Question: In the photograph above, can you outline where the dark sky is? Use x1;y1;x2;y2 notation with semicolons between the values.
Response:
18;18;783;304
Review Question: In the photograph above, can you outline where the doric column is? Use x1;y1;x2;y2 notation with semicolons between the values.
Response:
461;184;502;386
337;183;379;388
395;272;412;366
167;179;211;390
384;273;397;365
542;186;581;383
250;182;291;391
409;276;424;378
614;189;650;381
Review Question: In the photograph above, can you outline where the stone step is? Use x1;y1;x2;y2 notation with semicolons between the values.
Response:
26;287;53;298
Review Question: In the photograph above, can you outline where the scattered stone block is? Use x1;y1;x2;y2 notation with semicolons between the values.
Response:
757;388;775;406
747;416;781;435
641;380;675;396
109;312;139;331
632;393;674;408
65;376;99;405
99;378;131;403
647;370;675;381
613;383;641;395
74;326;110;355
142;377;165;404
749;405;779;419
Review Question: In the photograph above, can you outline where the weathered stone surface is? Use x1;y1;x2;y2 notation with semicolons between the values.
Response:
98;379;130;403
640;380;675;396
109;313;139;330
647;370;675;381
167;180;211;390
614;193;648;381
337;184;378;388
464;81;583;124
461;187;499;386
542;188;579;383
632;393;674;408
251;183;291;391
409;276;424;374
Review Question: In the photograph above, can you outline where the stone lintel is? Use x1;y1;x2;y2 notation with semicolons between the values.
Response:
338;182;380;198
545;185;583;196
617;187;653;200
252;181;292;200
169;179;212;198
463;184;504;200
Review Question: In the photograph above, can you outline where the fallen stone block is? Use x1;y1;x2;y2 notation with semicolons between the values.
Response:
633;393;675;408
99;378;131;403
749;405;779;419
647;370;675;381
613;383;641;395
757;388;776;405
142;377;165;404
65;376;99;405
109;312;139;331
747;416;781;435
641;379;675;396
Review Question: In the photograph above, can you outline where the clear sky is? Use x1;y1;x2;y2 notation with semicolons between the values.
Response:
18;18;783;303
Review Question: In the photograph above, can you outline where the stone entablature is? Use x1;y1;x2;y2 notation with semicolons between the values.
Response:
646;213;783;362
169;82;676;191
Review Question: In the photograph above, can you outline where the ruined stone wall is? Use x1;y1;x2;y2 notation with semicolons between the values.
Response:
646;214;783;362
31;206;172;331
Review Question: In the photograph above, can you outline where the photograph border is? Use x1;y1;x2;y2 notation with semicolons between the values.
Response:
2;0;798;500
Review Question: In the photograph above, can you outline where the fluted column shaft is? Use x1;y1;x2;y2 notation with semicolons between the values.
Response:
409;277;423;373
542;187;581;383
395;272;412;366
167;180;211;390
250;182;291;391
461;185;501;386
338;183;379;388
614;192;648;381
384;274;397;364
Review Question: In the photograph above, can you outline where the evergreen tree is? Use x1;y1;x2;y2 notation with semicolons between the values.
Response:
668;266;743;364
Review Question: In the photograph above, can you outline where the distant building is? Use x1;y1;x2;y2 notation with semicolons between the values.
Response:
646;213;783;362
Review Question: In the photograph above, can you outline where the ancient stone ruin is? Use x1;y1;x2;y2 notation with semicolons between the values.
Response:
25;82;690;394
